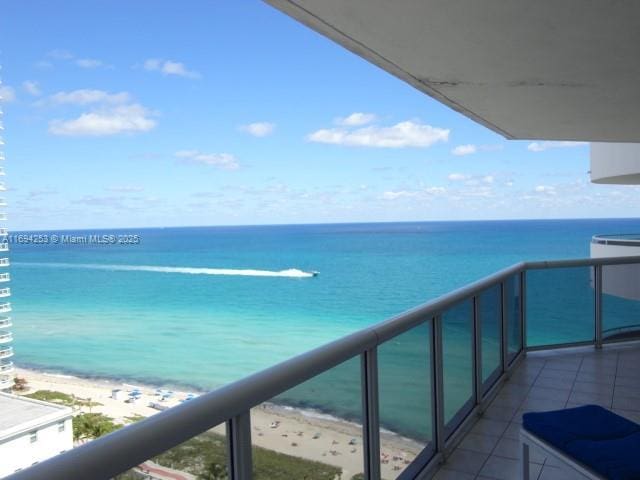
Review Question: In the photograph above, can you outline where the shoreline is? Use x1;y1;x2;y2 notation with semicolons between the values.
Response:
14;367;424;479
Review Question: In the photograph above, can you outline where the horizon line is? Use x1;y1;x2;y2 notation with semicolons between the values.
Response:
9;216;640;234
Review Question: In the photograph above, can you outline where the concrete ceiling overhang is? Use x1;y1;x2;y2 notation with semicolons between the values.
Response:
266;0;640;142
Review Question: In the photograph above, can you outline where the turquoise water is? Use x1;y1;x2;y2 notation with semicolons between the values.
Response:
9;219;640;438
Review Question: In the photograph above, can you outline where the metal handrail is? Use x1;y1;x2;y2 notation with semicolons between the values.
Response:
592;233;640;246
8;254;640;480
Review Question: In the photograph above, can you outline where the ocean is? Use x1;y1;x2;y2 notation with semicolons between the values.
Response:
8;218;640;440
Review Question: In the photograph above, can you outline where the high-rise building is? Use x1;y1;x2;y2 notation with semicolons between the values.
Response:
0;75;12;392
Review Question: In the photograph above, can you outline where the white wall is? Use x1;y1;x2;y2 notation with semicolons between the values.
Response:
591;143;640;184
591;242;640;300
0;417;73;478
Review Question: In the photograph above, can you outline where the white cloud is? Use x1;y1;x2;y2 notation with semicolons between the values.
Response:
448;173;496;186
0;86;16;103
335;112;377;126
240;122;275;137
382;186;447;200
448;173;470;181
175;150;239;170
76;58;105;69
534;185;556;194
451;144;503;156
48;89;131;105
49;104;156;136
382;190;417;200
143;59;200;79
452;144;478;156
527;141;588;152
308;120;450;148
22;81;42;96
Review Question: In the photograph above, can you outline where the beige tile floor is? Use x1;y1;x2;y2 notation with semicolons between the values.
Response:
433;342;640;480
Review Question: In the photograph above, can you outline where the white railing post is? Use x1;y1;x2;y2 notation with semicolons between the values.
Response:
226;411;253;480
361;348;381;480
433;315;446;457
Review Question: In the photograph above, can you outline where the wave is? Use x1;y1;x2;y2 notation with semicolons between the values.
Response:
15;262;317;278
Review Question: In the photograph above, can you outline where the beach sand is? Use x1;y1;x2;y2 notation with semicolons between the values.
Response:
14;368;424;479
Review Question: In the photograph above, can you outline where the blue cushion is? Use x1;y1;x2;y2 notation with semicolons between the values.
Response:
523;405;640;480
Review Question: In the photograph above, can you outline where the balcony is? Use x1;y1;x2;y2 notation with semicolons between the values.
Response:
6;255;640;480
0;317;11;328
0;376;12;390
0;332;12;344
0;347;13;359
0;288;11;298
0;258;10;267
0;228;8;236
0;303;11;314
0;272;10;282
0;361;13;374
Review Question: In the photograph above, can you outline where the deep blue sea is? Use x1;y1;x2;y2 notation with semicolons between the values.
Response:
8;219;640;439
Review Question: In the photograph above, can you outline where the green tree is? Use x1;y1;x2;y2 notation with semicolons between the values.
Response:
72;413;119;441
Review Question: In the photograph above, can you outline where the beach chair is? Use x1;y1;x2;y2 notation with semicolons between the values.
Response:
520;405;640;479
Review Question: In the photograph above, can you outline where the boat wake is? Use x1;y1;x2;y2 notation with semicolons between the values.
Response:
15;262;318;278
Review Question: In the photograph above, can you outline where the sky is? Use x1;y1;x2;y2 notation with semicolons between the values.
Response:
0;0;638;230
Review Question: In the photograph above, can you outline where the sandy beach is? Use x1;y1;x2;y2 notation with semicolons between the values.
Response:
14;367;423;479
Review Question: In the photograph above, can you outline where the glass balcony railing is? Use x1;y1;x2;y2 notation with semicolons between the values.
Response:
7;255;640;480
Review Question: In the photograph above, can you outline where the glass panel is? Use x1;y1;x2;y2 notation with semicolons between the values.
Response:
479;284;502;386
251;357;363;480
526;267;594;347
505;274;522;360
442;299;474;431
378;321;433;478
602;263;640;341
115;422;228;479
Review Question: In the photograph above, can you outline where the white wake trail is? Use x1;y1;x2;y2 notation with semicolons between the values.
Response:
16;262;317;278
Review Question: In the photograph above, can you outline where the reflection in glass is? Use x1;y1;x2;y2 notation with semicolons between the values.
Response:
379;321;433;478
252;357;364;480
526;267;594;347
442;299;474;429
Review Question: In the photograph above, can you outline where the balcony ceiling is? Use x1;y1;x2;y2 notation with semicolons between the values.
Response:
266;0;640;142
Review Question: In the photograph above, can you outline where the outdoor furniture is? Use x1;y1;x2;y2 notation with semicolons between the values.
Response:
520;405;640;480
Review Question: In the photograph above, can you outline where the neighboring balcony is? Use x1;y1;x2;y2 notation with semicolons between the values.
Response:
0;332;12;344
0;242;9;252
591;234;640;339
0;346;13;360
0;316;12;328
0;303;12;314
0;272;10;282
0;361;13;375
0;258;10;267
0;375;12;390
